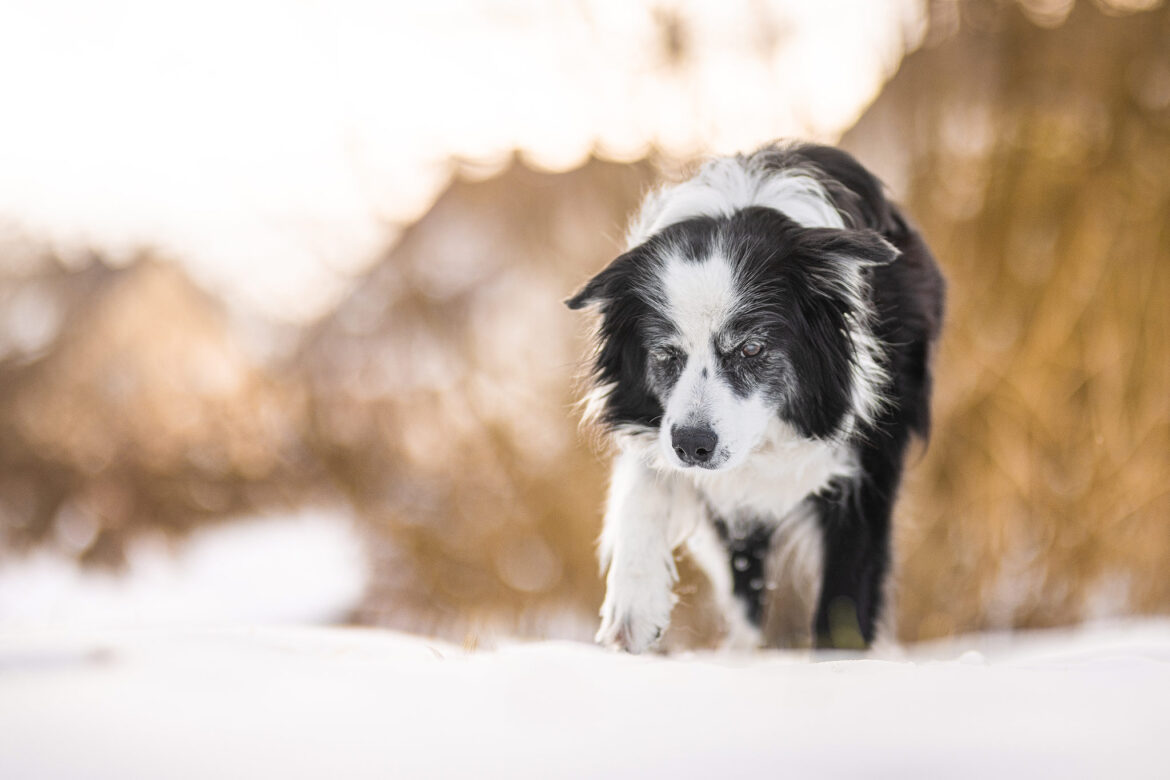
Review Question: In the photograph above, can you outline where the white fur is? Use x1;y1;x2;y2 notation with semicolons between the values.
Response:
620;418;855;529
762;499;827;646
814;257;894;437
652;252;773;471
658;251;740;353
766;499;827;602
576;380;616;429
684;518;762;650
689;418;856;524
843;308;890;436
595;447;704;653
627;156;845;247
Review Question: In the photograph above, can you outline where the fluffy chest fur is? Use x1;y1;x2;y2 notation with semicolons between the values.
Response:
685;419;856;528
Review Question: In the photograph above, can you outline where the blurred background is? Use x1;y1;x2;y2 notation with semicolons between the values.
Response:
0;0;1166;646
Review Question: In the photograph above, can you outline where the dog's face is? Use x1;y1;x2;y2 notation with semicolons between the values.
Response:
568;207;896;471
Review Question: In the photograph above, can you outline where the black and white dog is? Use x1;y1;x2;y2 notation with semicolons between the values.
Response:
567;142;944;652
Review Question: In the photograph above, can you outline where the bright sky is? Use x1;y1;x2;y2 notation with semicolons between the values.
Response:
0;0;921;322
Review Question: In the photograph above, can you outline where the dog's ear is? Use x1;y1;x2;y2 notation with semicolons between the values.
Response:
565;248;643;310
799;227;900;267
564;270;610;310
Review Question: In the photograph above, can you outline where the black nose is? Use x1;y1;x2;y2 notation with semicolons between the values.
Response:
671;425;718;466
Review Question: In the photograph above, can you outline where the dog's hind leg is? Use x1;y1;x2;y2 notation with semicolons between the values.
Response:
812;448;903;651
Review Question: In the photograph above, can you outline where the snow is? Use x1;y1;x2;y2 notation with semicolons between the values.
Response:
1;621;1168;778
1;514;1166;777
0;509;369;629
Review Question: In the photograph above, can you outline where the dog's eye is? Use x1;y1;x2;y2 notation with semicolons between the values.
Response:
740;340;764;358
653;349;680;364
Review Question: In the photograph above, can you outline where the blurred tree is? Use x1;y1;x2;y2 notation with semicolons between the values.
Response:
0;251;319;564
299;155;656;639
844;0;1170;639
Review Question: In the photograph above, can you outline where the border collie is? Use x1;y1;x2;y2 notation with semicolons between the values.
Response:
567;142;944;653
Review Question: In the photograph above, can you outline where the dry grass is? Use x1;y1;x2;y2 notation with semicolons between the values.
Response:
846;0;1170;639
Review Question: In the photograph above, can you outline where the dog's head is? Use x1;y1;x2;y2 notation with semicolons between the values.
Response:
568;206;896;471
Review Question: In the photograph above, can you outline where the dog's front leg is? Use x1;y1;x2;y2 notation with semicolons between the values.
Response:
596;449;698;653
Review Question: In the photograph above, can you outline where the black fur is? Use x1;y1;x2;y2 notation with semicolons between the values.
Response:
712;517;774;627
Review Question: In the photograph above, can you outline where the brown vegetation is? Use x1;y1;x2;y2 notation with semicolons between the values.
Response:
845;0;1170;639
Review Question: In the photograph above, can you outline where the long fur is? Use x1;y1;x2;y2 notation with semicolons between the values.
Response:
568;141;944;652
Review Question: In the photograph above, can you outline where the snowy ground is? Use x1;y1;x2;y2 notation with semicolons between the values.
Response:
0;509;369;629
1;515;1167;778
1;621;1168;778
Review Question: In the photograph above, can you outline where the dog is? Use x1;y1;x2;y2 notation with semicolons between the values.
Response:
567;141;944;652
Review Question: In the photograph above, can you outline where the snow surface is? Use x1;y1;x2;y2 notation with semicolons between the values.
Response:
1;513;1167;777
0;509;369;630
1;621;1168;779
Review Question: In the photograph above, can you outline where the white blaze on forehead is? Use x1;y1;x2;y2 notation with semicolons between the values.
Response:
654;253;780;472
660;253;739;352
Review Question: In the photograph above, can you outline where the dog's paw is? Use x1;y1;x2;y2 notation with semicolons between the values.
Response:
595;564;676;654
